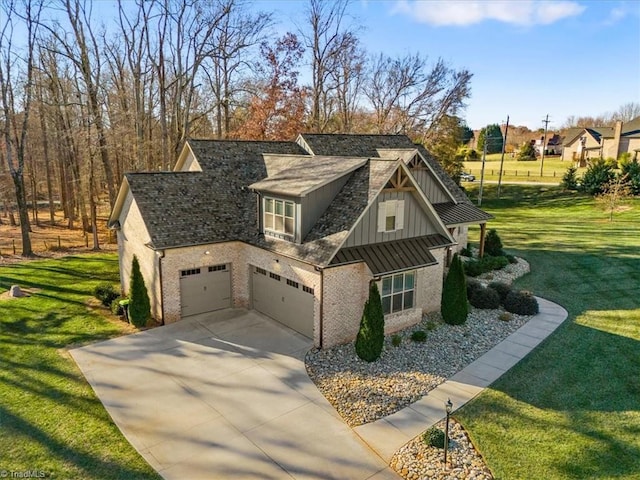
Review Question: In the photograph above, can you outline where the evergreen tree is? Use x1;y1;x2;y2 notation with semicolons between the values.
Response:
561;166;579;191
129;255;151;327
517;141;536;161
441;254;468;325
355;282;385;362
477;124;504;154
484;229;505;257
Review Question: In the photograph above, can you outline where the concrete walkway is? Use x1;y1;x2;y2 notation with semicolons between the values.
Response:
353;297;568;461
71;309;397;480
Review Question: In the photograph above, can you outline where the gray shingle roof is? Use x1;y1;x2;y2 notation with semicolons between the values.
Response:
124;135;489;266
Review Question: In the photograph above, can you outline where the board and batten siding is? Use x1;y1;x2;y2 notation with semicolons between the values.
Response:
300;173;351;238
343;191;438;248
410;168;450;203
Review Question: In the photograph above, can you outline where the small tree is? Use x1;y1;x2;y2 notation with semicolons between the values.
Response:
561;166;579;191
596;174;631;222
516;141;536;161
355;282;385;362
129;255;151;327
484;229;504;257
441;254;468;325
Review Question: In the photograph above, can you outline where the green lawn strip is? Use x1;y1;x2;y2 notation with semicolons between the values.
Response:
464;156;583;183
456;185;640;479
0;254;160;479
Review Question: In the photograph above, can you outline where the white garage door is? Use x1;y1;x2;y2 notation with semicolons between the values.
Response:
180;264;231;317
251;266;314;338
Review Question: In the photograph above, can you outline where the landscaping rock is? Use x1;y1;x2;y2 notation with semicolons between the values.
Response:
9;285;25;297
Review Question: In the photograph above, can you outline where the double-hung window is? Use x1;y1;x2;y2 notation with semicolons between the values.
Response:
264;197;295;235
381;271;415;314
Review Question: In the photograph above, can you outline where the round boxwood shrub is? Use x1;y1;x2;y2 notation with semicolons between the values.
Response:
464;255;509;277
469;286;501;309
111;296;125;316
504;290;539;315
488;281;512;303
391;334;402;347
423;427;445;448
466;277;483;299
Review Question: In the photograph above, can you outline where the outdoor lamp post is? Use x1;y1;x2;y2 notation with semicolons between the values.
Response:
443;398;453;467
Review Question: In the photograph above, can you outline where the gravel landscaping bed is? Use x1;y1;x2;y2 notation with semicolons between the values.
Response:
390;419;493;480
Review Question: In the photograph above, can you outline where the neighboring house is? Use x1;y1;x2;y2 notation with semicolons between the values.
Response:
108;134;492;349
562;117;640;165
533;134;562;156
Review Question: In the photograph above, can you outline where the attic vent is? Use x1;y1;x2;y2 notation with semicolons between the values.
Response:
384;167;414;191
407;155;423;169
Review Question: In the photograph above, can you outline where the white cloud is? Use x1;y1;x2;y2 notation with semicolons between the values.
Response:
604;3;640;26
392;0;586;26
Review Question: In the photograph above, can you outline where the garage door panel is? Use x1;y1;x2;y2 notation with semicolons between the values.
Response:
252;267;313;338
180;265;231;317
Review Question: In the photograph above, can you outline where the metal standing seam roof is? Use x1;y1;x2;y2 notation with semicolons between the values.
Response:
432;202;494;226
330;234;453;276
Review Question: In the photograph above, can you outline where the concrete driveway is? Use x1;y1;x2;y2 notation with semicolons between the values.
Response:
71;309;397;480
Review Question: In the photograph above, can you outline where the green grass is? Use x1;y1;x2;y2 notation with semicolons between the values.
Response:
464;154;585;183
457;185;640;480
0;253;160;479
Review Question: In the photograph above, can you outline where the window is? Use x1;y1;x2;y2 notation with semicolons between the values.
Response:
181;268;201;277
256;267;267;275
269;272;281;281
380;271;415;314
264;197;295;235
302;285;314;295
377;200;404;233
286;279;299;288
208;264;227;272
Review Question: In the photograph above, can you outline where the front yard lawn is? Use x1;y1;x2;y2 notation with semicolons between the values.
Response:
457;185;640;479
0;254;160;479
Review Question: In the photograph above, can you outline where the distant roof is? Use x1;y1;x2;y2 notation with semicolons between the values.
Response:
249;156;367;197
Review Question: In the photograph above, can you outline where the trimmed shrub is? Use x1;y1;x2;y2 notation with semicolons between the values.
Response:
129;255;151;327
488;281;512;303
504;290;539;316
506;254;517;264
464;255;509;277
391;334;402;347
441;254;468;325
425;320;437;331
484;229;504;257
110;296;125;316
466;277;483;299
460;246;473;257
411;330;427;342
423;427;445;448
94;283;119;307
355;283;385;362
469;286;501;309
620;158;640;195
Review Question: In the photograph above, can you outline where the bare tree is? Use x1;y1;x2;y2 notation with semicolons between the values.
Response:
365;52;472;141
0;0;43;256
302;0;358;132
330;32;365;132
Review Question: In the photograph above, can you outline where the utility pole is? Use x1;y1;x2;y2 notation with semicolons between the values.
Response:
540;114;550;177
497;115;509;198
478;136;488;207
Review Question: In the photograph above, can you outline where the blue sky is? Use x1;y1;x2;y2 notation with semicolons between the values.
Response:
266;0;640;131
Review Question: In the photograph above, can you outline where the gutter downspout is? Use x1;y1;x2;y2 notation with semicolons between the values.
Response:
157;249;165;325
315;265;324;349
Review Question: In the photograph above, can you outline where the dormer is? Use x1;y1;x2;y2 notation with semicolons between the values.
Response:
250;155;367;243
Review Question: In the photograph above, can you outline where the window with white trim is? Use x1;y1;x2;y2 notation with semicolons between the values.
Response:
380;271;415;314
377;200;405;233
264;197;295;235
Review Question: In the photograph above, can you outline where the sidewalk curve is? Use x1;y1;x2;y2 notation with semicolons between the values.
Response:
353;297;568;462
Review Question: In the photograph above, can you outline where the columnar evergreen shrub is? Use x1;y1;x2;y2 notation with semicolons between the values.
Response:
129;255;151;327
355;282;385;362
484;229;504;257
580;158;615;195
441;254;468;325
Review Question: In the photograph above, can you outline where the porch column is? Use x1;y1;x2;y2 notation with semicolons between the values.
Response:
479;223;487;258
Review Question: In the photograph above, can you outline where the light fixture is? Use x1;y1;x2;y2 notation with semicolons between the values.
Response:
204;251;210;255
443;398;453;468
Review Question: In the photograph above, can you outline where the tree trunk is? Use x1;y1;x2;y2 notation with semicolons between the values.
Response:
11;172;33;256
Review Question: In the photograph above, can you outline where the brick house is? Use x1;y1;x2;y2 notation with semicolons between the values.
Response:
108;134;492;348
562;117;640;165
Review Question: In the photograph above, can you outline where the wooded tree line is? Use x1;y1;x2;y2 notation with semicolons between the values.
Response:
1;0;474;256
